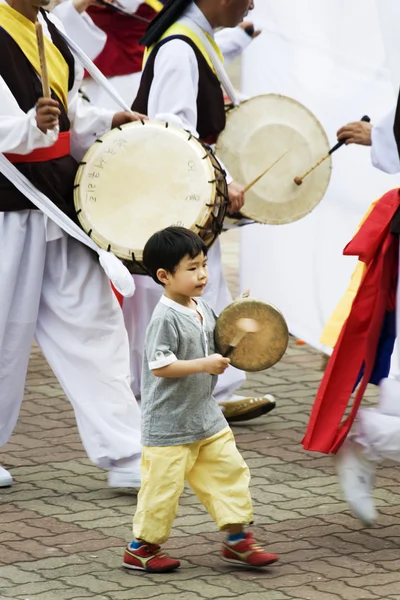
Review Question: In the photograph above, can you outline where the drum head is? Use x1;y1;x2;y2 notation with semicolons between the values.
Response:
215;298;289;372
216;95;332;224
74;121;220;263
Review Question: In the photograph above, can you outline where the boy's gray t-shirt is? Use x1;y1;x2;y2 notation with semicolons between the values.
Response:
141;295;228;447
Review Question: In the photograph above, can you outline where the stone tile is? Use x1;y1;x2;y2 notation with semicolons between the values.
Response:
1;230;399;600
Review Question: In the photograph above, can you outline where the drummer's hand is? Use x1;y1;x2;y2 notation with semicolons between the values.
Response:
111;111;148;129
238;289;250;299
203;354;230;375
239;21;262;39
227;181;245;215
36;98;60;133
337;121;373;146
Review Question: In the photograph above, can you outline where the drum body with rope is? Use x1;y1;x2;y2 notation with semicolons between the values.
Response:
216;94;332;225
74;121;228;274
215;297;289;372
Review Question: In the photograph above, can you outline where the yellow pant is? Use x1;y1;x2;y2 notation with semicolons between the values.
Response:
133;427;253;544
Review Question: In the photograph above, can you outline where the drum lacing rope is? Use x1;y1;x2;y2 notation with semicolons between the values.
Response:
130;251;151;276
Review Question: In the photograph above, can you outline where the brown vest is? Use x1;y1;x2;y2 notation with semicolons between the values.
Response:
0;10;78;215
132;35;225;145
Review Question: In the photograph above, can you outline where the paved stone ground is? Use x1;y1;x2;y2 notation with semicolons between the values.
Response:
1;230;400;600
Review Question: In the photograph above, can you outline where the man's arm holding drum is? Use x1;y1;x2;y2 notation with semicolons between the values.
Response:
43;12;146;160
337;109;400;174
147;38;245;215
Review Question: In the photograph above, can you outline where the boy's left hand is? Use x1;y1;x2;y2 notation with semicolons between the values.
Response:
111;111;148;129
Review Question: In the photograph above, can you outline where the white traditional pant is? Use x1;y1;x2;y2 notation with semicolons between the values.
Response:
352;238;400;463
0;211;141;468
123;240;245;401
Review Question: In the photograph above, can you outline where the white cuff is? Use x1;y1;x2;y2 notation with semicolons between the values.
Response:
149;354;178;370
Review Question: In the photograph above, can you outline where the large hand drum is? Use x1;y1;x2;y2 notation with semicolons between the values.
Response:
215;298;289;372
74;121;228;274
216;95;332;224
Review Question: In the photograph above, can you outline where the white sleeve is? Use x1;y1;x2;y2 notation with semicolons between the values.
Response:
118;0;145;14
67;61;114;161
148;39;199;135
148;39;233;183
0;77;58;154
215;26;252;65
371;108;400;174
52;1;107;60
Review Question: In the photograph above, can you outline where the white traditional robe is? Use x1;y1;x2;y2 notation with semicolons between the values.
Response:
0;5;141;469
124;4;251;401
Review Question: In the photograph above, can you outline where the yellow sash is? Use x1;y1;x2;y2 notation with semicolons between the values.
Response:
143;22;224;74
320;199;379;348
0;4;69;108
145;0;163;12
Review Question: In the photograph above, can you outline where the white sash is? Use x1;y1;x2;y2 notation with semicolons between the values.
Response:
180;16;240;107
0;28;137;297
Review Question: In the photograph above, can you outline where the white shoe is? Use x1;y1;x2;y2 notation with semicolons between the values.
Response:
335;440;376;526
0;466;13;488
108;467;141;489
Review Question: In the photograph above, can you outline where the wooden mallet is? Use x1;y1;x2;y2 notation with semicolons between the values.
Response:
294;115;371;186
244;149;292;193
223;317;260;358
35;22;51;98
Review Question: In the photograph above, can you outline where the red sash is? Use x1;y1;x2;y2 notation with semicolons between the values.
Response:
4;131;70;163
85;4;158;78
302;189;400;454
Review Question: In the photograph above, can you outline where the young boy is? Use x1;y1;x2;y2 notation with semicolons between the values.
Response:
122;227;279;573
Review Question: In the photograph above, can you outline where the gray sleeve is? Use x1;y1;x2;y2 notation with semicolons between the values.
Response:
146;317;179;371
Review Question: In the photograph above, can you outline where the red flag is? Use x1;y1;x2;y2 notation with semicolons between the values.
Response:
303;189;400;454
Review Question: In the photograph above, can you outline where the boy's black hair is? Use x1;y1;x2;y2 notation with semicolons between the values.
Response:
143;226;208;285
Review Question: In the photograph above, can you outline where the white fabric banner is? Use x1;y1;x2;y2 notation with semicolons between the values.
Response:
240;0;400;352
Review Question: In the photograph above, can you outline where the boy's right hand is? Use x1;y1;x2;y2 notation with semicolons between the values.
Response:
35;98;60;133
203;354;230;375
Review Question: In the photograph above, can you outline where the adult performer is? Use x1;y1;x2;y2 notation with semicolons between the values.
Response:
53;0;164;110
124;0;276;424
52;0;259;111
303;104;400;526
0;0;147;489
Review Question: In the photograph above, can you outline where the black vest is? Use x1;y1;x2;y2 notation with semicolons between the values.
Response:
0;10;78;215
132;35;225;144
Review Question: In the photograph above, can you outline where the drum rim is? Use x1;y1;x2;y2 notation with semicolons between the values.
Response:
216;94;332;225
74;120;223;263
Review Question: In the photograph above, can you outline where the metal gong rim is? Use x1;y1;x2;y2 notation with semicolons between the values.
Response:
215;298;289;372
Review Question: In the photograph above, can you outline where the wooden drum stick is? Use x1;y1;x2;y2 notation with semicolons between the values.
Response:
35;22;51;98
244;149;291;193
223;318;260;358
294;115;371;186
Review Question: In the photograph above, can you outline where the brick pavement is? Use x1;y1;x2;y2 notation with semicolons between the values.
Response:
1;231;400;600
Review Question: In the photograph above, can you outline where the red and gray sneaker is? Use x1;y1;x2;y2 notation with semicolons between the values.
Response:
222;532;279;568
123;543;180;573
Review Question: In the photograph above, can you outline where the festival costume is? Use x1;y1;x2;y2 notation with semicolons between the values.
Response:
53;0;251;110
303;102;400;524
124;4;274;423
0;2;141;482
